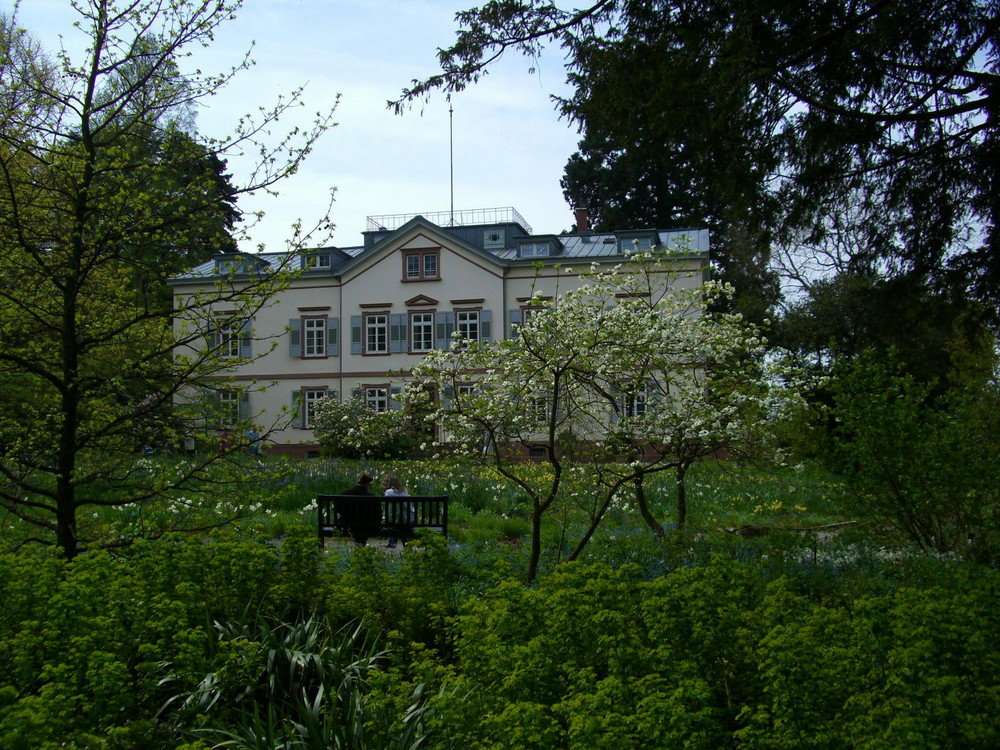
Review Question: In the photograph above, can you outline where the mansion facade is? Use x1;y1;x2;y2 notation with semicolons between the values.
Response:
169;207;710;456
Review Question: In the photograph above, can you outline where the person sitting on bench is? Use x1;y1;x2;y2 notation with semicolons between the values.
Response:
340;472;379;546
381;472;415;548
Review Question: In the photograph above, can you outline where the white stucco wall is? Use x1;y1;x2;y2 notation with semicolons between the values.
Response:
172;220;710;453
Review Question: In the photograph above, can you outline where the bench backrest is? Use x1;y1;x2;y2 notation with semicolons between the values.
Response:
317;494;448;542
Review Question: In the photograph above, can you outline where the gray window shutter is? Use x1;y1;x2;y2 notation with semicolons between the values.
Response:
351;387;361;400
442;385;454;412
239;391;250;421
508;309;521;338
390;386;402;410
289;318;301;357
205;320;217;351
240;321;252;358
609;384;621;424
291;391;303;428
351;315;362;355
480;309;492;342
435;311;454;350
327;317;339;356
390;313;406;353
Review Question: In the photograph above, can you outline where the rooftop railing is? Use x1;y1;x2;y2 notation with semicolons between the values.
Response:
366;206;532;234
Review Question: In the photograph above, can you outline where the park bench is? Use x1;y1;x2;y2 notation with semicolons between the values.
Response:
317;494;448;545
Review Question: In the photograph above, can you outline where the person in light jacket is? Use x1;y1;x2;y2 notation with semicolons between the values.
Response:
381;473;414;548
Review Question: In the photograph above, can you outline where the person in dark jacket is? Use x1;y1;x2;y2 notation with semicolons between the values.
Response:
341;472;379;545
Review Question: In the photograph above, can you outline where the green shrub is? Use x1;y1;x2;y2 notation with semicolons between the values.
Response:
415;556;998;749
825;355;1000;557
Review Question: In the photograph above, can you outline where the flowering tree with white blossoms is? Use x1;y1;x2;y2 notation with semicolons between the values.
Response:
312;393;415;459
409;250;799;581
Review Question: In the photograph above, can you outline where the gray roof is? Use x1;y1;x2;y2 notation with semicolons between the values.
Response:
168;215;709;283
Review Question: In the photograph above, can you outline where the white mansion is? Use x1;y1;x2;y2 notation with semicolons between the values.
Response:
169;207;710;456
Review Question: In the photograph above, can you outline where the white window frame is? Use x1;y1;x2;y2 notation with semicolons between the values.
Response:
456;310;480;343
422;252;438;278
519;242;550;258
305;253;332;269
531;394;549;422
217;390;241;427
620;235;655;254
364;386;389;412
219;322;242;358
302;388;327;429
410;311;434;353
622;383;650;418
303;316;327;358
365;313;389;354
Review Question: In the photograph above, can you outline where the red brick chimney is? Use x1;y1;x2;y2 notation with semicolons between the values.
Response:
573;207;590;233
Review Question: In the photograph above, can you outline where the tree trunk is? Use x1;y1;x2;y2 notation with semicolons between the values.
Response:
566;492;614;562
634;474;666;536
526;506;543;583
676;462;690;528
55;491;79;560
57;295;81;559
55;390;80;559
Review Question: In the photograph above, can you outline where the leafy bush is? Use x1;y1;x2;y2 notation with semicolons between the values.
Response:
1;456;997;748
407;556;999;749
826;355;1000;558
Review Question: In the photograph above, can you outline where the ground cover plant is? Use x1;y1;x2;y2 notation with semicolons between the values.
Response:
1;455;997;749
0;518;996;749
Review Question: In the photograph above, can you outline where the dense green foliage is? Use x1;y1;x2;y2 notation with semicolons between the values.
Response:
0;524;996;748
397;0;999;316
805;355;1000;558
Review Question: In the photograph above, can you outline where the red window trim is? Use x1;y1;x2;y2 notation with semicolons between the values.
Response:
301;314;328;359
362;311;390;357
408;309;436;355
402;249;441;282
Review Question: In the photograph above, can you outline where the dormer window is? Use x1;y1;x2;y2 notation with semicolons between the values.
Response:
215;257;245;275
618;232;656;254
302;251;332;270
215;253;270;276
517;236;562;258
519;241;550;258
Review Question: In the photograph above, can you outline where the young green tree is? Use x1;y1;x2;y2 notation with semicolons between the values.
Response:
0;1;337;558
410;250;795;581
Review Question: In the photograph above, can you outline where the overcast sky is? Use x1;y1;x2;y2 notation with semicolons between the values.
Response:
13;0;581;251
